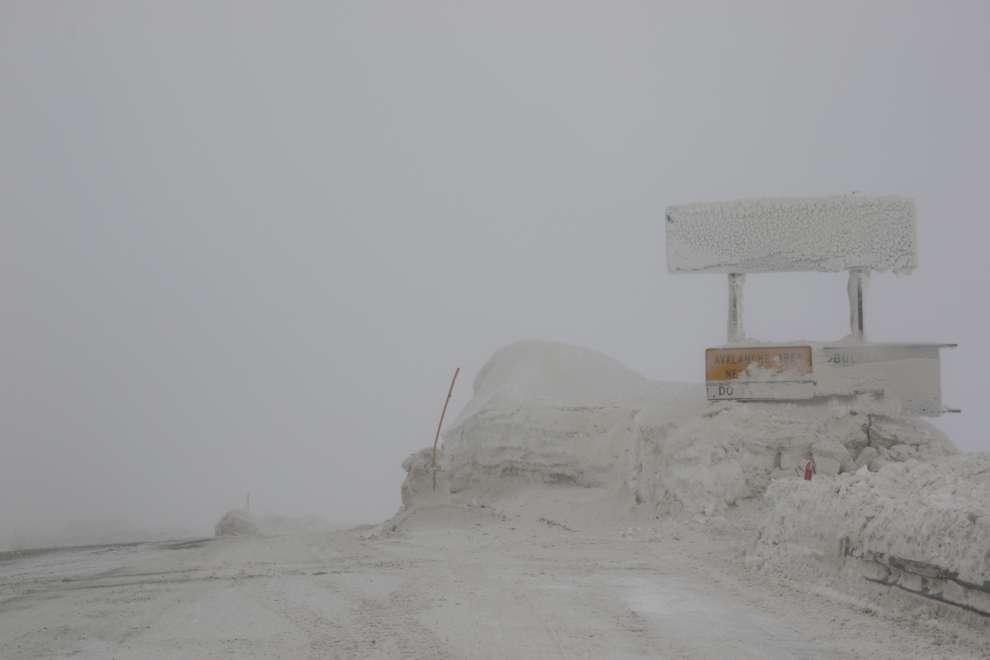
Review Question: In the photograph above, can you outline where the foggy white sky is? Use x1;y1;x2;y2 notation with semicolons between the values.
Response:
2;2;988;540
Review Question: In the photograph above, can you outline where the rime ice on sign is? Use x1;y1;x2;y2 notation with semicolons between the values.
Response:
665;195;917;275
664;194;956;416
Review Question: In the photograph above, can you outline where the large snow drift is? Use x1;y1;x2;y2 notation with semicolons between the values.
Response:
442;340;954;518
758;454;990;621
441;340;707;493
215;509;259;537
638;398;956;518
438;340;990;624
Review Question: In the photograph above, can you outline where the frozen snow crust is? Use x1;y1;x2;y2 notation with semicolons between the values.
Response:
400;447;452;509
442;340;707;492
215;509;259;537
758;454;990;622
443;340;954;517
637;398;956;519
439;340;990;626
666;195;917;274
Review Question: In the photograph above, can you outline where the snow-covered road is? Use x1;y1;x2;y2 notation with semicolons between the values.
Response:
2;497;984;659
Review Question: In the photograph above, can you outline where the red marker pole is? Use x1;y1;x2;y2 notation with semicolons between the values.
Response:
433;368;460;469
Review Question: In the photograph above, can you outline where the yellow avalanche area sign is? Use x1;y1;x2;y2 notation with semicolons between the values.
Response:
706;346;812;381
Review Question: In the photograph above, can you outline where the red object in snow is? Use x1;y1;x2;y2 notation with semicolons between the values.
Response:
804;458;816;481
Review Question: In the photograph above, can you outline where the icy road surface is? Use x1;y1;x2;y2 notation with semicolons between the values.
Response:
1;500;983;659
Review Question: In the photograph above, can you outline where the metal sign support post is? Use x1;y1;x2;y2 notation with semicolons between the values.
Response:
727;273;745;344
847;268;870;342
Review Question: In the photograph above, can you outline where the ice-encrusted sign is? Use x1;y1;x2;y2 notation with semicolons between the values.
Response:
666;195;917;275
664;193;957;416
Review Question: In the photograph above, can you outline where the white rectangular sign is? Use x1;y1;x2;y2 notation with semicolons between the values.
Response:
704;343;953;415
707;380;815;401
822;344;939;366
666;195;917;275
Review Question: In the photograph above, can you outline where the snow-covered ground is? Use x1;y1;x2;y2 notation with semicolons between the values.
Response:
1;340;987;658
2;493;986;659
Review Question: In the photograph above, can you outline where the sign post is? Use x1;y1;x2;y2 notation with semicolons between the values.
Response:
727;273;745;343
665;194;958;416
847;268;870;341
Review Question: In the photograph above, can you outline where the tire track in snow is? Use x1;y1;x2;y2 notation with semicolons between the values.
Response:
255;538;454;660
445;555;568;659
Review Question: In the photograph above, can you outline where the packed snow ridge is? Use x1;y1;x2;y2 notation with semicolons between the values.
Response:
411;340;988;625
439;340;954;517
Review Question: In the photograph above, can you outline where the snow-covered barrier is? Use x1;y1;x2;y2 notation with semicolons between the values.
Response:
443;341;955;518
666;195;917;274
635;399;956;518
215;509;259;537
759;455;990;622
441;341;707;493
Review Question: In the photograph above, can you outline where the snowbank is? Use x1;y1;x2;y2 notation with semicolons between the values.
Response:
444;340;955;518
400;447;452;509
431;339;984;624
441;340;707;493
215;509;259;537
637;400;957;518
758;454;990;622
